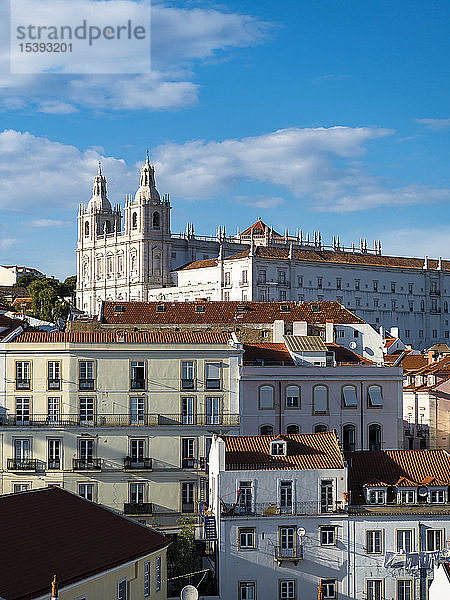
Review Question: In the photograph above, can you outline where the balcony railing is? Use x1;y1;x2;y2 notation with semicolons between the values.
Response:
78;379;94;390
15;379;31;390
47;459;61;470
181;379;195;390
124;502;153;515
0;413;239;427
222;501;346;516
182;502;195;513
7;458;38;471
47;379;61;390
73;458;101;471
205;379;221;390
404;425;414;437
130;379;145;390
123;457;153;470
274;545;303;563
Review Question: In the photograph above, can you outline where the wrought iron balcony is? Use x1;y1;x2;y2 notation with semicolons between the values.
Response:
124;502;153;515
78;378;94;390
47;379;61;390
15;379;31;390
7;458;38;471
73;458;101;471
222;501;345;516
130;379;145;390
182;457;196;469
181;379;195;390
205;379;221;390
274;545;303;563
123;456;153;470
47;459;61;470
0;412;239;427
404;425;414;437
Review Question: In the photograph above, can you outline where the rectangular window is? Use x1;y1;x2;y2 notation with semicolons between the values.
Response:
205;362;221;390
355;297;361;307
241;270;248;284
433;329;438;338
321;580;337;599
181;397;195;425
391;282;396;292
278;270;287;284
224;272;231;286
367;580;383;600
285;386;300;408
279;580;296;600
320;526;336;546
78;438;94;463
320;480;333;513
397;530;413;553
409;301;414;312
130;396;145;425
144;561;151;598
47;397;60;424
181;438;195;468
279;527;296;558
313;386;328;414
238;481;253;514
47;361;61;390
400;490;415;504
239;582;256;600
182;481;195;512
258;270;266;284
336;278;342;289
419;329;423;337
79;483;94;501
79;361;94;390
15;397;31;425
368;490;385;504
430;489;445;503
117;578;127;600
366;530;382;554
238;527;256;549
408;283;413;294
426;529;442;551
280;481;293;513
368;386;383;407
79;397;94;424
13;483;30;493
206;396;221;425
405;329;410;337
130;361;145;390
355;279;360;290
297;276;303;287
181;361;195;389
15;361;31;390
391;299;397;311
130;482;146;504
397;580;412;600
374;298;379;307
317;277;323;288
373;280;378;292
129;438;145;462
14;438;31;460
47;439;61;470
155;556;161;592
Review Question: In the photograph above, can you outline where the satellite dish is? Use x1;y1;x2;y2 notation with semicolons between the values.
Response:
418;486;428;497
349;341;357;349
297;527;306;537
180;585;199;600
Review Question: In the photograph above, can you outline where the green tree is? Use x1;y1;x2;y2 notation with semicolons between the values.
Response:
17;273;40;288
61;275;77;299
28;278;70;322
167;517;199;596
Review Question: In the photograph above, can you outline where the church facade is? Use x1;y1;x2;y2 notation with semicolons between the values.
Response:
76;158;450;350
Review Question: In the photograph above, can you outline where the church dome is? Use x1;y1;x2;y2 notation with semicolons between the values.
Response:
87;163;112;213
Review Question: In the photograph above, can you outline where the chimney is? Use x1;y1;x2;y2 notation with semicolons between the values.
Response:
325;321;334;344
51;575;58;600
293;321;308;336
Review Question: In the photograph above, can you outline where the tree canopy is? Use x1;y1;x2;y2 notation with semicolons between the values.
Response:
19;275;76;323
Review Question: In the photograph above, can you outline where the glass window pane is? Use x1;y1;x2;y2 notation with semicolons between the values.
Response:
314;386;328;413
343;386;357;407
368;386;383;407
260;386;274;409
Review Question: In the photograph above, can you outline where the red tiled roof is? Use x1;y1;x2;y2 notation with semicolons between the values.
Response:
179;245;450;272
384;353;427;370
102;300;365;325
0;487;169;600
12;330;231;345
223;431;344;470
0;315;23;340
347;450;450;504
239;219;280;237
177;249;249;271
243;343;294;365
326;343;376;365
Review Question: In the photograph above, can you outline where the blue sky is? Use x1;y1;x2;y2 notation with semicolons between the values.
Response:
0;0;449;279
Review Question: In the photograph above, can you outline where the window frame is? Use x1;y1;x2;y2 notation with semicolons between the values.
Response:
78;360;95;391
78;483;94;501
285;385;300;409
320;526;336;546
367;385;383;408
47;360;61;390
366;579;383;600
426;529;442;551
279;579;296;600
238;527;256;550
321;579;337;600
396;529;413;553
205;361;222;391
396;579;412;600
15;360;32;391
181;360;196;390
155;555;161;592
144;560;151;598
366;530;383;554
259;385;275;410
130;360;146;391
313;385;329;415
239;581;256;600
117;578;127;600
342;385;358;408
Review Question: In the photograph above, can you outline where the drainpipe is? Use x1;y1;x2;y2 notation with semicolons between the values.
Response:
278;381;282;435
360;382;364;450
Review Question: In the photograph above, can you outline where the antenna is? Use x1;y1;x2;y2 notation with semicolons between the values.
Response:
180;585;199;600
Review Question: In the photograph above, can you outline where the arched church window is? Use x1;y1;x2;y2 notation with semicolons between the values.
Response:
132;212;138;229
84;221;89;237
83;258;89;279
153;212;160;229
153;252;161;274
106;254;113;277
130;252;137;273
96;255;103;279
117;253;124;276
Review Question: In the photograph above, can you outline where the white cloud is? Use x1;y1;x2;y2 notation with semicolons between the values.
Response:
382;227;450;259
416;118;450;130
0;238;17;250
0;2;271;112
1;126;449;216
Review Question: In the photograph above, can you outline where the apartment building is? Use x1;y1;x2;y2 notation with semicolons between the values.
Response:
208;434;450;600
0;486;169;600
240;342;403;449
0;330;241;529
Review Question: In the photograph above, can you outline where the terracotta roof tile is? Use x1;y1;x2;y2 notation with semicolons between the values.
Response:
0;487;169;600
239;219;280;237
102;300;365;325
179;245;450;272
347;449;450;503
12;330;231;345
223;431;344;471
243;343;294;365
384;353;427;370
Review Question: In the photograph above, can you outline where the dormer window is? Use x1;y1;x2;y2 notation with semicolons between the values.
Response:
430;489;446;503
280;304;290;313
427;375;436;386
195;304;205;313
270;440;287;457
114;305;125;313
156;304;166;313
399;490;415;504
415;375;423;386
367;489;385;504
